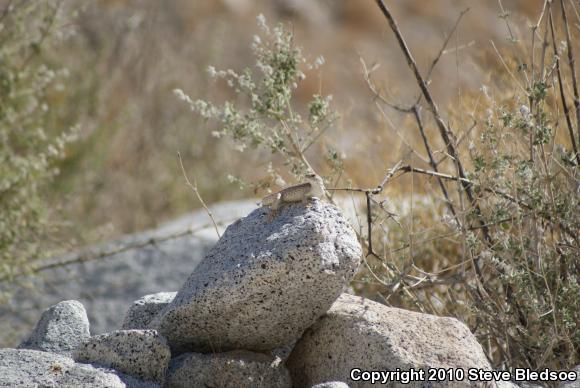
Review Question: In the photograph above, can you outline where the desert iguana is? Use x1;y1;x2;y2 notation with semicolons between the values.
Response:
261;173;327;217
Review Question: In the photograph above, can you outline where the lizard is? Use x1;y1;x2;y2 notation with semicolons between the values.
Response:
261;173;327;218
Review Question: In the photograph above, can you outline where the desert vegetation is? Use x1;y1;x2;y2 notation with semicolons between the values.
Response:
1;0;578;376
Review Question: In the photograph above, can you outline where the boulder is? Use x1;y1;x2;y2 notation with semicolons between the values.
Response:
0;348;156;387
287;293;498;387
558;365;580;388
18;300;90;357
164;350;291;388
121;292;176;330
74;329;170;384
270;341;296;362
150;200;361;353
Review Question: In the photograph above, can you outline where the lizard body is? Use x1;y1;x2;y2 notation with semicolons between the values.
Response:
261;174;326;215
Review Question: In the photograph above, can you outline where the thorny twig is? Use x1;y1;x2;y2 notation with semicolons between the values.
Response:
411;106;461;226
0;220;231;283
21;1;62;70
560;0;580;150
330;163;578;245
362;8;470;113
366;191;373;254
490;40;527;94
425;8;470;83
178;152;221;238
497;0;516;42
549;7;580;165
361;8;466;230
374;0;493;281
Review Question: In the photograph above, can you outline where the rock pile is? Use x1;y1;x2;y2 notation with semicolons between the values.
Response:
1;200;567;387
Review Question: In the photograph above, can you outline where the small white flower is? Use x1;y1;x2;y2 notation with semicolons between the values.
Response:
442;212;461;231
257;63;273;76
560;40;568;53
519;105;530;118
36;128;47;141
256;14;268;32
173;89;193;105
47;144;58;156
313;55;325;69
207;66;217;78
480;84;490;99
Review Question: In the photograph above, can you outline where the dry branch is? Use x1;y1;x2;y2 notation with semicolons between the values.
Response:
0;221;228;284
374;0;492;279
549;8;580;165
178;152;221;238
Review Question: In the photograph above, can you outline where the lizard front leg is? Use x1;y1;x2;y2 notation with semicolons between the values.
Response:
268;193;282;221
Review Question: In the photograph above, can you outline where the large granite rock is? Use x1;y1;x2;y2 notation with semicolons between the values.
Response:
558;365;580;388
287;293;499;387
0;200;257;347
18;300;90;357
74;329;170;384
150;200;361;353
164;350;291;388
121;292;176;330
0;348;155;387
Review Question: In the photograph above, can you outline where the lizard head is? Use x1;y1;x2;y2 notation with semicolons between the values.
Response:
305;173;327;199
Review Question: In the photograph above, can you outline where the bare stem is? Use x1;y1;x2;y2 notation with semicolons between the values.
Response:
0;221;228;283
178;152;221;238
560;0;580;150
374;0;493;277
366;191;373;255
549;8;580;164
331;163;577;242
411;106;461;226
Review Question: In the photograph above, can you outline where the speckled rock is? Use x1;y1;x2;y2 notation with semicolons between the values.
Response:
73;329;170;384
311;382;350;388
270;341;296;362
558;365;580;388
0;348;145;387
164;350;291;388
287;293;496;387
18;300;90;357
150;200;361;353
121;292;176;330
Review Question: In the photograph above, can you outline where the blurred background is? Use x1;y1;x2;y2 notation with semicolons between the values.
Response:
31;0;539;245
